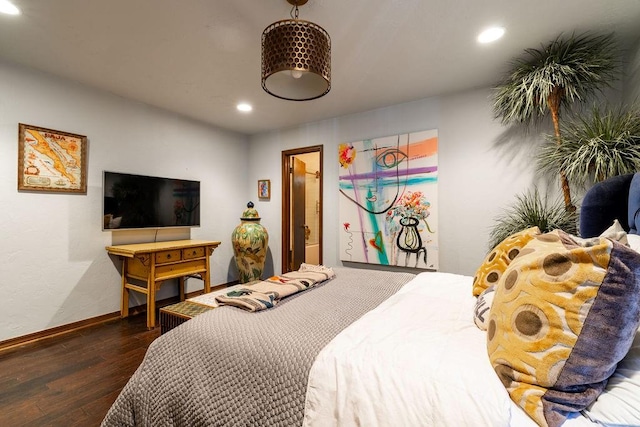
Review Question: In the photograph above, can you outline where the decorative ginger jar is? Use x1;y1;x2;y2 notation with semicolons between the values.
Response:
231;201;269;283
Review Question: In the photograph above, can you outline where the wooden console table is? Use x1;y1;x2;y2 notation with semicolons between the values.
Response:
106;240;221;329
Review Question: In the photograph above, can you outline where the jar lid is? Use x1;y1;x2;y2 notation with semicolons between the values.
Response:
241;201;261;220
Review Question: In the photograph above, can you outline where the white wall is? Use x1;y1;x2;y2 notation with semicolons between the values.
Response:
0;60;248;342
248;88;540;277
623;35;640;105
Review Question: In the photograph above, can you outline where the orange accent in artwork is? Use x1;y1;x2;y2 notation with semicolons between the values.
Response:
369;231;384;253
27;130;77;184
406;137;438;160
375;137;437;160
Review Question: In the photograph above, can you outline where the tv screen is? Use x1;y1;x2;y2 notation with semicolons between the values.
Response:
103;171;201;230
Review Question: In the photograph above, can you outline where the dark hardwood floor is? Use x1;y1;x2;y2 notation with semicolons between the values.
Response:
0;314;159;427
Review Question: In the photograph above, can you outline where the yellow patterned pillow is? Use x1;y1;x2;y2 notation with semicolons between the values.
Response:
472;226;541;296
487;230;640;427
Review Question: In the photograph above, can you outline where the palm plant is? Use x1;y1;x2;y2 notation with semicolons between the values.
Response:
488;188;578;250
493;32;619;211
538;105;640;186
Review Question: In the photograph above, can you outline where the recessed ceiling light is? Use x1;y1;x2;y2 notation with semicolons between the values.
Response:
0;0;20;15
477;27;505;44
237;103;252;112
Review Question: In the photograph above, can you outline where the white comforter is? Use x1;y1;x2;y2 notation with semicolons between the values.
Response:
302;272;598;427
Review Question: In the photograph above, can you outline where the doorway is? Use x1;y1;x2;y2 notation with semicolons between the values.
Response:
281;145;323;273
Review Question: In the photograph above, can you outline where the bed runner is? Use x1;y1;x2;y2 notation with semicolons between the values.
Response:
101;267;415;427
214;264;336;311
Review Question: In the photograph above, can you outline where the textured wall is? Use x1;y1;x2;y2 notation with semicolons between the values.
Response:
0;60;249;341
623;35;640;105
248;89;541;276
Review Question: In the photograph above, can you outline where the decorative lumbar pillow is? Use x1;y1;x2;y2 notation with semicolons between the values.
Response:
472;226;541;296
487;229;640;427
473;285;495;330
599;219;628;245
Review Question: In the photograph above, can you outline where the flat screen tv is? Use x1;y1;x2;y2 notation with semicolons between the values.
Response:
102;171;200;230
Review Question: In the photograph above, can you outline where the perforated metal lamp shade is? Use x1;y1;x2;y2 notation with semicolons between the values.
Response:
261;17;331;101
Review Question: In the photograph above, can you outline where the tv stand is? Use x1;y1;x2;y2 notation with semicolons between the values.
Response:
106;239;221;329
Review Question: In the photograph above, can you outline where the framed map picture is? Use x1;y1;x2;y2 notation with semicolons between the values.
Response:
18;123;87;193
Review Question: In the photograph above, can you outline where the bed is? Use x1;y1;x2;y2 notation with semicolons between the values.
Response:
103;174;640;427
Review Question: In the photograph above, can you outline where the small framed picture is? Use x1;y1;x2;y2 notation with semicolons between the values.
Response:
258;179;271;200
18;123;88;193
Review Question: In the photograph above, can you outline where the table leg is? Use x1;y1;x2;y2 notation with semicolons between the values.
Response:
147;277;155;329
179;277;185;301
204;253;211;293
121;258;129;318
147;254;156;329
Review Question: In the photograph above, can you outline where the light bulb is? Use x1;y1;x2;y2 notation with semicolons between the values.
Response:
291;69;303;79
477;27;505;44
0;0;20;15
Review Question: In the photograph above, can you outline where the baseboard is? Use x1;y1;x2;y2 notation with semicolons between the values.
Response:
0;281;238;353
0;312;122;353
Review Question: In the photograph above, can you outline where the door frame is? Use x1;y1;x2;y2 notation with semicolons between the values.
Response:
281;145;323;273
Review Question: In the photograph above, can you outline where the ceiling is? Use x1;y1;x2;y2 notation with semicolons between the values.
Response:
1;0;640;136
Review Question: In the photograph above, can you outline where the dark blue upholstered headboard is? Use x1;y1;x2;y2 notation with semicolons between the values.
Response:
579;173;640;238
628;173;640;234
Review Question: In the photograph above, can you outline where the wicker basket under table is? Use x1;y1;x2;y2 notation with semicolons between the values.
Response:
159;301;215;334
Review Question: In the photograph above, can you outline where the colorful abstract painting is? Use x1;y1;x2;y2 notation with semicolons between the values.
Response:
338;129;438;269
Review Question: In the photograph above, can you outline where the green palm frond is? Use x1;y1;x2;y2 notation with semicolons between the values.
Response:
538;105;640;186
488;188;578;250
493;32;619;125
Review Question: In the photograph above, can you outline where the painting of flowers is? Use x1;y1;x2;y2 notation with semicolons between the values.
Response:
338;129;438;269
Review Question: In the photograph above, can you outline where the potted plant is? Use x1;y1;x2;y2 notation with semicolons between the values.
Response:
488;188;578;250
537;104;640;186
493;32;619;211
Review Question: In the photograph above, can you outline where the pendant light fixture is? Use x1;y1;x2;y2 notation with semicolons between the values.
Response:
261;0;331;101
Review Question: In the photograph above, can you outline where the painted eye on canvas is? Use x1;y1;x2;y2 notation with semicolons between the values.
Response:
376;148;407;169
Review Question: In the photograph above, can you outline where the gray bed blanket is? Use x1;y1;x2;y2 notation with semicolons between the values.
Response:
102;267;415;427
